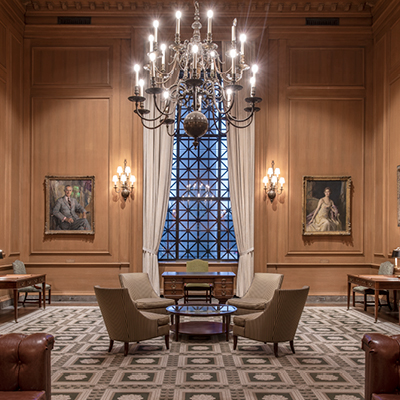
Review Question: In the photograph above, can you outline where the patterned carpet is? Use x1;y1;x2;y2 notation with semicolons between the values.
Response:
1;306;400;400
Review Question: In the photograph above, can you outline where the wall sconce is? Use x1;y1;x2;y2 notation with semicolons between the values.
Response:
391;247;400;273
112;159;136;201
263;160;285;203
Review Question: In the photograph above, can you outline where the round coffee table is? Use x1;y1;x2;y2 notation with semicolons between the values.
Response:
166;303;237;341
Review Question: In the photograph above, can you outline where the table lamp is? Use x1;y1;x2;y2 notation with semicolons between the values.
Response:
391;247;400;273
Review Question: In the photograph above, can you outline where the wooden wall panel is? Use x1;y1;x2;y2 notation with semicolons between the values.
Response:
288;98;365;254
30;97;110;253
289;48;365;87
388;76;400;252
390;20;400;71
10;34;22;257
0;80;6;251
0;22;6;68
32;46;111;87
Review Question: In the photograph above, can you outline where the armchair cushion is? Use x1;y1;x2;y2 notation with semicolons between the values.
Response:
233;312;262;327
227;298;268;310
141;312;170;326
136;297;175;310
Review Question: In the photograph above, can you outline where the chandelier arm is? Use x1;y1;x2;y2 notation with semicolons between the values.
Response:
138;116;172;130
134;108;165;124
152;95;176;118
227;109;255;124
226;113;254;129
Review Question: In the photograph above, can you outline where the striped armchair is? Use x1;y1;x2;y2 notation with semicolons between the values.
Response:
233;286;309;357
94;286;170;356
227;273;284;315
119;273;174;314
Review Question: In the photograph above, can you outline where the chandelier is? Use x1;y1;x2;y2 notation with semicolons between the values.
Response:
128;1;262;148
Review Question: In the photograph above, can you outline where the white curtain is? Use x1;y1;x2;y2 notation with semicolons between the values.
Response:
142;97;174;295
227;117;255;297
225;39;255;297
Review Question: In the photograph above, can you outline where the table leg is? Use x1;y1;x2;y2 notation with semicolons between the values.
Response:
394;290;398;312
347;281;351;310
175;315;180;342
13;289;18;323
225;315;231;341
374;289;379;323
42;281;46;309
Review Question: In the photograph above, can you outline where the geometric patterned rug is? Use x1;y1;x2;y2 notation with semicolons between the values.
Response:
1;306;400;400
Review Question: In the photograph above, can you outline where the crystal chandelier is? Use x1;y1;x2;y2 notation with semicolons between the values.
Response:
128;1;262;148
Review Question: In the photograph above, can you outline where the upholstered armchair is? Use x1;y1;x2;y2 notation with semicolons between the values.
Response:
233;286;309;357
184;259;212;303
227;273;284;315
0;333;54;400
12;260;51;306
94;286;170;356
119;272;174;314
353;261;394;311
362;332;400;400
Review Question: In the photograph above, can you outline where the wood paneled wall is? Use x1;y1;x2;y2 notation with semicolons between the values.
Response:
0;0;399;300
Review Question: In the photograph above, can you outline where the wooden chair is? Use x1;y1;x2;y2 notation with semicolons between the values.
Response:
94;286;170;356
12;260;51;306
233;286;310;357
352;261;394;311
184;259;212;303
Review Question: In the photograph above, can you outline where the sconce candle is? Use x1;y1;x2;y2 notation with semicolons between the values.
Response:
113;159;135;201
263;160;285;203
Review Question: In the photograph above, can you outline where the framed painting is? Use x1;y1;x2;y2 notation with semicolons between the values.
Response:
45;176;94;235
302;176;351;236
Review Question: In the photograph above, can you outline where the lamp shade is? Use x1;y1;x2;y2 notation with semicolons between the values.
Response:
392;248;400;258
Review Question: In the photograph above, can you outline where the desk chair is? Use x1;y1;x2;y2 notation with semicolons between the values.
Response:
184;259;212;303
352;261;394;311
12;260;51;306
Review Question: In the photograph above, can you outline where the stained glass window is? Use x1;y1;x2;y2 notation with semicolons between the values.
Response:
158;104;238;261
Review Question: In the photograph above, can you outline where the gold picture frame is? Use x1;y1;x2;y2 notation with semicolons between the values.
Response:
302;176;351;236
45;176;95;235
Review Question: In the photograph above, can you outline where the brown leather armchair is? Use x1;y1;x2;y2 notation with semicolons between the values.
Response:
362;332;400;400
0;333;55;400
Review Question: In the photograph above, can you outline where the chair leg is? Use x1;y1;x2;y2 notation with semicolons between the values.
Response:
364;293;367;311
289;340;295;354
386;292;392;311
233;335;238;350
22;292;28;306
48;289;51;305
39;292;42;307
165;334;169;350
124;342;129;356
352;291;355;307
108;340;114;352
273;343;279;357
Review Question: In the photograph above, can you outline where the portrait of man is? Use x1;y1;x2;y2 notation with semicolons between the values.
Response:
45;176;94;234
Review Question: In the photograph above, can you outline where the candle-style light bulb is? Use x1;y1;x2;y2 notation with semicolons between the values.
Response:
148;34;154;52
149;52;156;77
192;44;198;74
160;44;166;68
230;48;236;76
232;18;237;42
153;20;159;44
207;10;213;36
134;64;140;87
175;11;181;35
139;79;144;97
240;33;246;56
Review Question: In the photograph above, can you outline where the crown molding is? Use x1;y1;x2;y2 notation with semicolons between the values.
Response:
21;1;378;16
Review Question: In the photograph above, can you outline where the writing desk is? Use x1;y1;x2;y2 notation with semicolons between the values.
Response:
0;274;46;322
347;274;400;323
162;271;235;304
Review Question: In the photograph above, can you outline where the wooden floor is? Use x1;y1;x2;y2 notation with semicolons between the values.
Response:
0;300;399;327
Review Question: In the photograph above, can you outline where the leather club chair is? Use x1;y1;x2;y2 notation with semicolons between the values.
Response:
362;332;400;400
0;332;55;400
